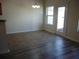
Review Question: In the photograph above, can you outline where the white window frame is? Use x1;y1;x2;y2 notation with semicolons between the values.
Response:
46;6;54;25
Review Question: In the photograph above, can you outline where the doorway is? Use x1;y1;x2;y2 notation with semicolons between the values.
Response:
45;6;66;34
57;6;66;32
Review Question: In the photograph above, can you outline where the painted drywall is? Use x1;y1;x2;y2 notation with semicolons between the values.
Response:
43;0;79;42
0;0;9;54
65;0;79;41
1;0;43;34
0;35;9;54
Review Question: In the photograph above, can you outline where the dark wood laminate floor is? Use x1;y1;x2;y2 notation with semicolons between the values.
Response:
0;31;79;59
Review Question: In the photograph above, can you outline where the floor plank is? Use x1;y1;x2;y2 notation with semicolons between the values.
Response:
0;31;79;59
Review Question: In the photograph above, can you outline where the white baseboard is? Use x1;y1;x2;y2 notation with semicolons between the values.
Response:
44;28;56;34
7;29;41;34
44;29;79;43
61;34;79;43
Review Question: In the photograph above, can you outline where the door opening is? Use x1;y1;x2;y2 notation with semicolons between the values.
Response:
57;7;66;32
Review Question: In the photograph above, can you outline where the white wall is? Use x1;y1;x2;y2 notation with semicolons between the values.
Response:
1;0;43;34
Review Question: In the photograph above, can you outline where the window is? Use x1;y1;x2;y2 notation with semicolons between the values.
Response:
46;6;54;25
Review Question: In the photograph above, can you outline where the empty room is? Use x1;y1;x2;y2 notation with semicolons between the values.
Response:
0;0;79;59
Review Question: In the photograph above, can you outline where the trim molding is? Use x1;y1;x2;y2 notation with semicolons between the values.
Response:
60;34;79;43
44;29;79;43
43;28;56;34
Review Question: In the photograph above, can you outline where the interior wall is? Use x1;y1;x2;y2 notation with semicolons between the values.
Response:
43;0;79;42
0;0;43;34
66;0;79;41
